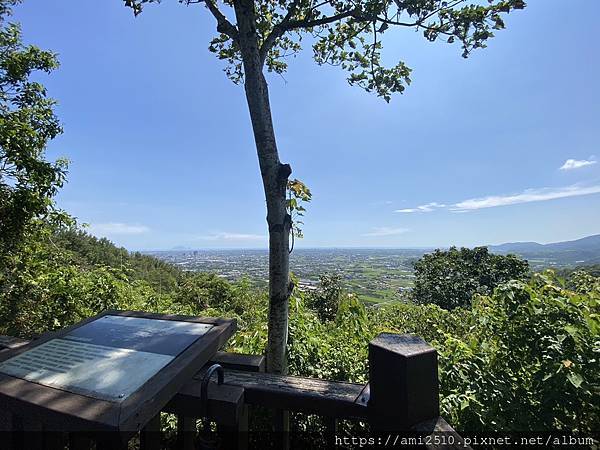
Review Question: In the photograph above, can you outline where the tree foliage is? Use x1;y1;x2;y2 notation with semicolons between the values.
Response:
286;178;311;240
0;226;161;337
412;246;529;309
437;272;599;431
126;0;525;101
289;271;599;433
306;272;344;321
0;0;67;255
53;227;183;293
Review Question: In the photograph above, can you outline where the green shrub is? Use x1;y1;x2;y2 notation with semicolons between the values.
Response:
412;246;529;309
436;272;599;432
306;273;344;322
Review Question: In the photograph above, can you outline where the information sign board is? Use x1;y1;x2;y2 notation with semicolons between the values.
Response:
0;311;235;434
0;315;213;402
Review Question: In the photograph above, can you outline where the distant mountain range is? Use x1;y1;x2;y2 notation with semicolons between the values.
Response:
489;234;600;266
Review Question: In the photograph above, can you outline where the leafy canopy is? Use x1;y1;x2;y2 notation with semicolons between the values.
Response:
412;246;529;309
125;0;526;101
0;0;67;254
438;271;599;431
306;272;344;321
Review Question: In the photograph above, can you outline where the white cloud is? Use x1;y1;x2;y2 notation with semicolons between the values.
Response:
362;227;410;237
559;158;596;170
197;232;265;241
88;222;150;235
395;183;600;214
395;202;446;213
452;184;600;211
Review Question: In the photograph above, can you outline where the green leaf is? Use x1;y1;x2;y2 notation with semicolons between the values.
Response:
567;372;583;389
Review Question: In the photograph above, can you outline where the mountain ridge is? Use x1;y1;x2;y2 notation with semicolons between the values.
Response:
489;234;600;266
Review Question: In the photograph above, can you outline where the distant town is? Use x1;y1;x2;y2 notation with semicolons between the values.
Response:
145;248;425;304
146;235;600;304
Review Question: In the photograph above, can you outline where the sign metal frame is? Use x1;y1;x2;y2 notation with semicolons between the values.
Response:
0;310;236;436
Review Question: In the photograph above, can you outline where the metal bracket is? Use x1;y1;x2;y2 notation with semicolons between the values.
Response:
198;364;225;449
200;364;225;418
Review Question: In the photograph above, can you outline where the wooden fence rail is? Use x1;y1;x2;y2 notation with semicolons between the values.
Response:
0;333;465;450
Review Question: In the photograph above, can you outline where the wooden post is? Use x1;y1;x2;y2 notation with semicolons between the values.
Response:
21;417;43;450
368;333;439;430
0;410;14;450
69;433;94;450
176;415;196;450
43;431;67;450
217;404;249;450
272;409;290;450
324;416;338;445
95;433;128;450
140;413;161;450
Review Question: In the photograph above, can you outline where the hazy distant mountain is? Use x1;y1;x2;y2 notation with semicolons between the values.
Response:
171;245;192;251
489;234;600;266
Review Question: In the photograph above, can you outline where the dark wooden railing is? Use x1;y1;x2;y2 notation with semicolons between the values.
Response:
0;333;465;449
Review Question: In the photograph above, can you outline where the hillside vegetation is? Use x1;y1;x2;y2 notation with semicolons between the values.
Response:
1;227;598;434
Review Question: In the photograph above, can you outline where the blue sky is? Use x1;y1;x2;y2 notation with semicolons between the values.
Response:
13;0;600;250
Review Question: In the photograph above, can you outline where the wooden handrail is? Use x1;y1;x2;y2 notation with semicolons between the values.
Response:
0;334;468;450
193;366;369;419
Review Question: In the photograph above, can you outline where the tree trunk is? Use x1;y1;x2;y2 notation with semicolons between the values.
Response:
233;0;292;375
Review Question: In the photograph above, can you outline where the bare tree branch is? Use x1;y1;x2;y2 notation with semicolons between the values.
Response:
186;0;239;40
285;8;361;30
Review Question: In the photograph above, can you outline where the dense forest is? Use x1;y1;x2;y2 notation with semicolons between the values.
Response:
0;0;598;439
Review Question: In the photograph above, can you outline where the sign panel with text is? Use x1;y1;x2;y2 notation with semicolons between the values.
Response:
0;311;235;433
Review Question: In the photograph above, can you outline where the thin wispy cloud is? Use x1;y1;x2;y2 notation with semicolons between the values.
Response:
396;184;600;213
88;222;150;235
395;202;446;213
362;227;410;237
197;232;265;241
559;158;596;170
453;184;600;211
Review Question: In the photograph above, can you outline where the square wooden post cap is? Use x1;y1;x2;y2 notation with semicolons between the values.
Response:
368;333;440;430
